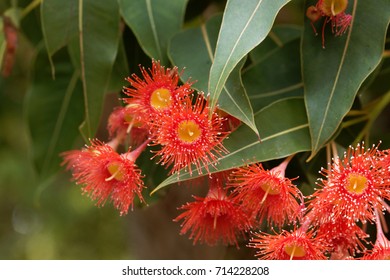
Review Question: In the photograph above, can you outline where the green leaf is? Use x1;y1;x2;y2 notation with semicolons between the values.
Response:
119;0;188;65
169;15;259;135
106;39;129;93
250;24;302;63
41;0;78;60
25;47;84;179
208;0;291;111
77;0;121;139
243;38;303;112
0;19;4;67
302;0;390;158
152;97;310;193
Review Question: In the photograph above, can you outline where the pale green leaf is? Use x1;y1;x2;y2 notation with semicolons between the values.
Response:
208;0;291;111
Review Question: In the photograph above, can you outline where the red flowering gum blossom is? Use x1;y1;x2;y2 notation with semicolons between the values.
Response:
249;228;328;260
107;104;149;147
318;0;348;17
306;0;352;48
61;140;145;215
152;94;228;175
362;209;390;260
122;60;193;124
174;179;251;247
308;143;390;226
229;161;303;228
315;217;369;259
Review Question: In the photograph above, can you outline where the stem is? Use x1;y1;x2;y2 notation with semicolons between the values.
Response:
374;209;390;247
354;90;390;145
272;155;294;178
124;139;151;162
20;0;42;19
341;115;369;128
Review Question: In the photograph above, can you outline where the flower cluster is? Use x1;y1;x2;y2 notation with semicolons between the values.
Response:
174;157;304;247
306;0;352;48
249;143;390;260
62;60;231;215
61;61;390;260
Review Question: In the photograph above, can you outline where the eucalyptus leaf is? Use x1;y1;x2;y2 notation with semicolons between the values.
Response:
169;14;258;135
243;39;303;112
106;39;129;94
77;0;121;139
208;0;291;111
152;97;310;192
41;0;78;60
302;0;390;158
25;48;84;179
119;0;188;65
250;24;301;63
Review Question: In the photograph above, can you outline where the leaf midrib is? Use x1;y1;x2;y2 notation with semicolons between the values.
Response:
201;21;256;131
209;0;263;107
313;0;358;151
146;0;162;60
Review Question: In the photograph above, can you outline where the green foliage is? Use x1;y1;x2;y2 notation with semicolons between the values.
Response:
0;0;389;259
302;0;390;158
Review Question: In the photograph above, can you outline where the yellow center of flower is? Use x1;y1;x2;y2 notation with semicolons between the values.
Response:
260;182;281;195
150;88;172;110
124;112;143;128
177;120;202;143
284;243;306;259
320;0;348;16
345;173;368;195
106;162;125;181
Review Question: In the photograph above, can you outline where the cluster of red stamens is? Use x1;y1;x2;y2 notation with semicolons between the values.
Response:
248;143;390;260
306;0;352;48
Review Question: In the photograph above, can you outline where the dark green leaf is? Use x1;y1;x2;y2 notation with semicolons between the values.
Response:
152;97;310;192
41;0;78;59
243;39;303;112
302;0;390;158
119;0;188;65
106;39;129;93
250;25;301;63
208;0;291;111
77;0;121;139
25;48;84;179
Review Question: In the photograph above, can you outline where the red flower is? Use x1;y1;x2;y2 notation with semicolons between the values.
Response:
229;158;303;227
61;140;146;215
215;108;241;133
306;0;352;48
123;60;193;123
107;104;149;147
308;143;390;226
249;228;327;260
174;176;251;247
316;217;369;258
363;245;390;260
152;95;228;175
362;209;390;260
